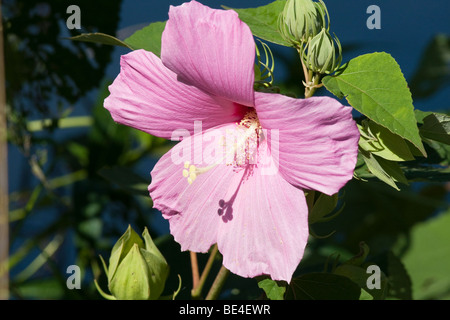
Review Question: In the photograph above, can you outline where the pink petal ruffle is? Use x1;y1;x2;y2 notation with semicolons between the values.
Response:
162;0;255;106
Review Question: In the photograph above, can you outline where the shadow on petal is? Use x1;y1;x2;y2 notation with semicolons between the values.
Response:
217;167;251;222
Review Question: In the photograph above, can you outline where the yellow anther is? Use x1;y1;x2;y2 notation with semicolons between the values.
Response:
182;164;201;184
188;172;197;184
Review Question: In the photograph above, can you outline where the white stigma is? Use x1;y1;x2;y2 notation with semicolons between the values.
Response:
182;110;262;185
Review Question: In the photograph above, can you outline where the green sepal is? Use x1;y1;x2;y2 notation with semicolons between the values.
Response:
140;228;169;300
94;279;117;300
107;225;144;283
109;244;151;300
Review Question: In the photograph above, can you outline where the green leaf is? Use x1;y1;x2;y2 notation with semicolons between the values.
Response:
414;109;433;124
67;32;133;50
342;241;370;267
257;278;286;300
399;209;450;299
419;112;450;145
333;243;388;300
359;120;415;162
333;264;387;300
403;165;450;183
14;278;66;299
323;52;426;156
223;1;291;47
360;149;408;190
385;251;412;300
286;273;361;300
124;21;166;57
423;139;450;165
309;192;341;224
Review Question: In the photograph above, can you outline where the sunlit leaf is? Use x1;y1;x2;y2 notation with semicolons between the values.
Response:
257;278;286;300
124;21;166;57
223;1;290;47
360;149;408;190
68;32;133;50
323;52;426;156
359;120;415;162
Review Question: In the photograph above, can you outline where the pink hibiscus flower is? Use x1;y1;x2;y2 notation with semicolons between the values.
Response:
104;0;359;282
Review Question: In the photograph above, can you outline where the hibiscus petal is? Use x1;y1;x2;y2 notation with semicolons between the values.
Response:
149;123;241;252
150;124;309;281
104;49;246;139
161;0;255;106
217;141;309;282
255;92;360;195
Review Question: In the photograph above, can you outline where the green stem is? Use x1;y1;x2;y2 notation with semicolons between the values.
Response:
205;265;230;300
304;73;322;98
190;251;200;291
191;244;218;299
26;116;93;132
14;234;64;283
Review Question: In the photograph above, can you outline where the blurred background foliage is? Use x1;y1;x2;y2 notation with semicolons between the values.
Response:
2;0;450;300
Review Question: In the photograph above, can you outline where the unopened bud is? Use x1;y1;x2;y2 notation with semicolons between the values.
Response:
278;0;329;47
303;28;342;74
97;225;169;300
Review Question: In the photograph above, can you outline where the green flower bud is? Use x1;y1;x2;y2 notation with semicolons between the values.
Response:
278;0;329;47
303;28;342;74
96;225;169;300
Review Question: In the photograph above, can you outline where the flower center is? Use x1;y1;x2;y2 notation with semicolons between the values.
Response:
182;110;262;184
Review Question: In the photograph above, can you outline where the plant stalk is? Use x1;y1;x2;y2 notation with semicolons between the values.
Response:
190;251;200;291
205;265;230;300
191;244;218;299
